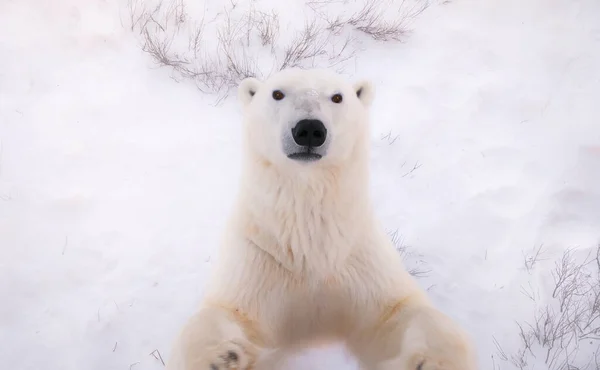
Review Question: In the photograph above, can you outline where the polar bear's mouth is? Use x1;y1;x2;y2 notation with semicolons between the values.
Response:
287;151;323;161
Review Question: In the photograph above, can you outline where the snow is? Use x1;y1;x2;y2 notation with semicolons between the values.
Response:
1;0;599;369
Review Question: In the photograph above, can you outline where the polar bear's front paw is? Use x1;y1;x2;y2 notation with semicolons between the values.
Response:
394;309;477;370
400;338;477;370
205;340;257;370
407;355;469;370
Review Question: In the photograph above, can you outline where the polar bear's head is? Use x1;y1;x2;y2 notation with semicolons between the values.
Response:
237;68;374;169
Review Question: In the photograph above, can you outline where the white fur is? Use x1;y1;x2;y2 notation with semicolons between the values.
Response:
166;68;478;370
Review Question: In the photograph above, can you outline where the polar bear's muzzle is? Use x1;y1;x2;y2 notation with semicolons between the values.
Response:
285;119;328;162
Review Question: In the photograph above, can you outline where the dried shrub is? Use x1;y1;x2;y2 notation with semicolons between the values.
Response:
126;0;431;102
496;245;600;370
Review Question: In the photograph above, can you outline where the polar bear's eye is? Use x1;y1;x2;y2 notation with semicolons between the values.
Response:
331;94;343;104
272;90;285;101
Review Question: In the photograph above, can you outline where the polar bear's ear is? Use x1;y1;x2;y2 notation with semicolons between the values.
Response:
353;80;375;107
238;77;262;107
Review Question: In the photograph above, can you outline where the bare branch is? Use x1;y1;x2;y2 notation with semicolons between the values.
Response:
388;229;431;278
280;19;329;70
497;244;600;369
126;0;432;101
523;243;548;274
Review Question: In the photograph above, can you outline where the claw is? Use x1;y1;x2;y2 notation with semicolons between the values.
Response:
226;351;238;361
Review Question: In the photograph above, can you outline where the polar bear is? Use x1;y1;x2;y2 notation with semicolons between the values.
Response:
166;68;477;370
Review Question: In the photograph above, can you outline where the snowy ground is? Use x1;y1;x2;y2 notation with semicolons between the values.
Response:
1;0;600;369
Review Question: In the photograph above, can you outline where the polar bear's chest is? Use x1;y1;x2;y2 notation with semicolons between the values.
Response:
263;277;364;345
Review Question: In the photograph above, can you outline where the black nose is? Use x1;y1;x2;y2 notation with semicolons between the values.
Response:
291;119;327;148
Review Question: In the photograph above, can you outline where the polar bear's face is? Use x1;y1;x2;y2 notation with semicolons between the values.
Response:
237;68;374;168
